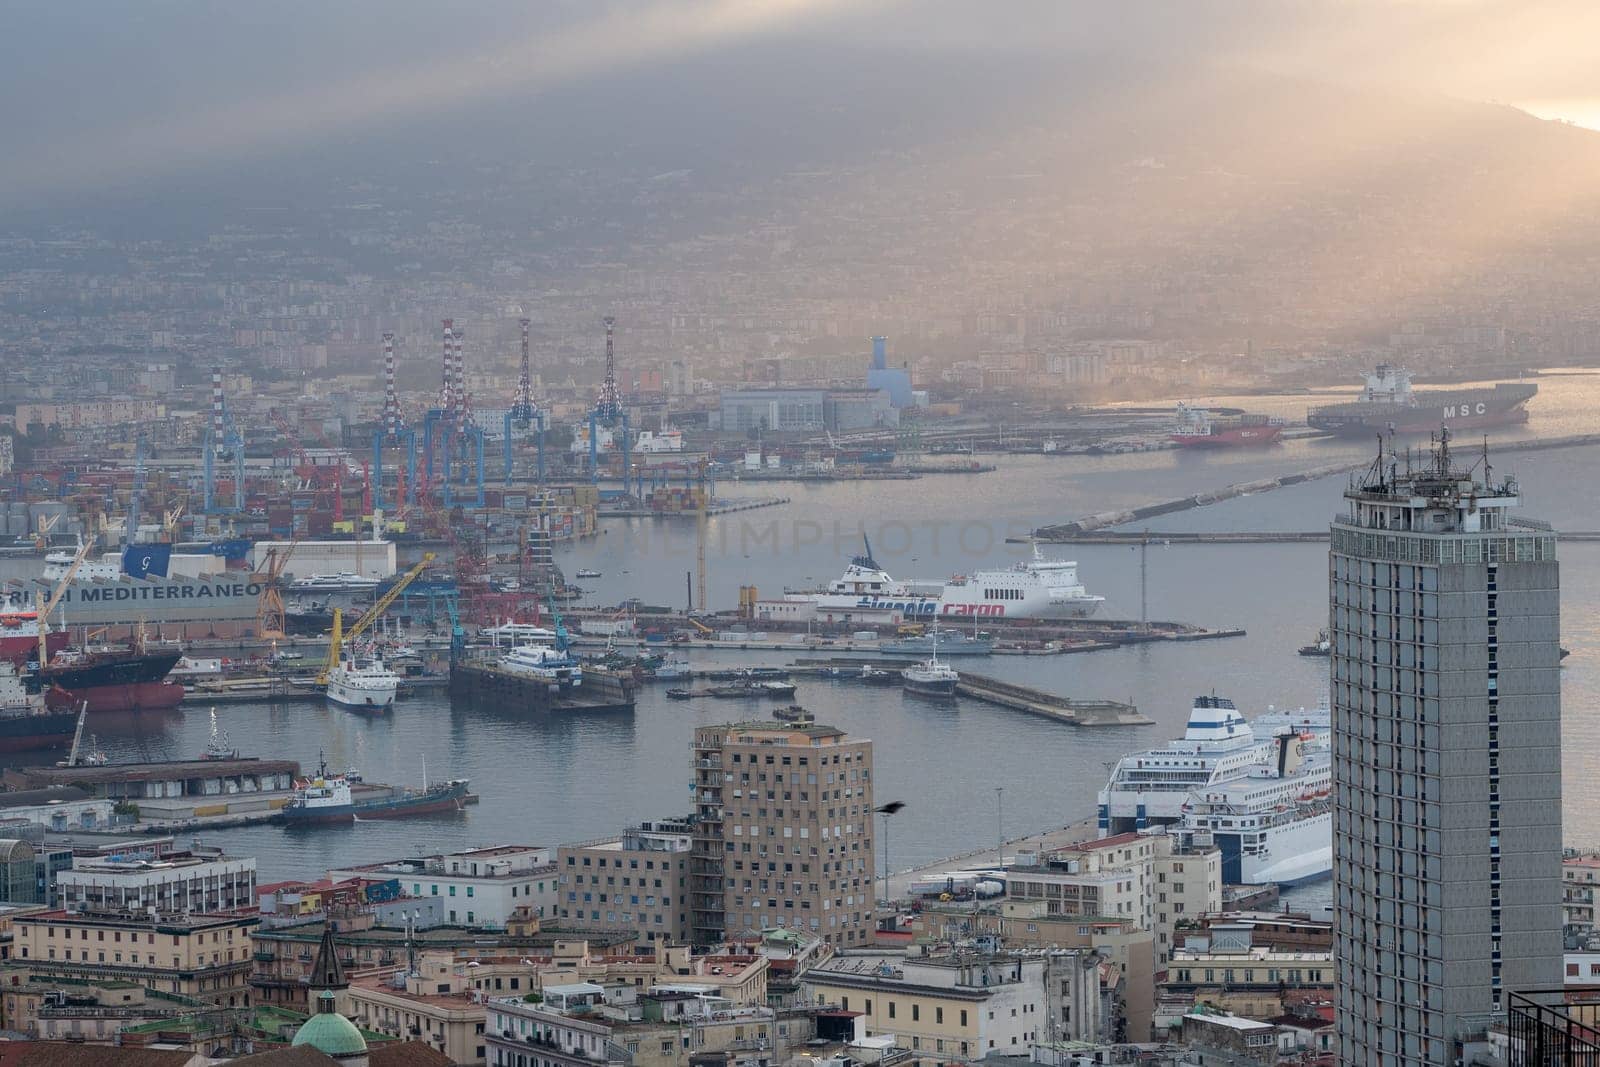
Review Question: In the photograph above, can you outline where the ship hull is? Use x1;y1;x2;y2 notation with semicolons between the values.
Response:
1171;425;1283;448
902;678;958;696
45;681;185;714
0;632;70;669
283;786;469;825
326;691;395;714
1308;383;1536;437
0;711;80;750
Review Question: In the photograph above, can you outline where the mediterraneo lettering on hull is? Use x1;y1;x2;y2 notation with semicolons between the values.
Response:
0;577;263;624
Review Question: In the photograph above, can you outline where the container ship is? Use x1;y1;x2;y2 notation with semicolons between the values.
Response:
1307;365;1536;437
1169;404;1283;448
39;646;184;713
283;761;470;825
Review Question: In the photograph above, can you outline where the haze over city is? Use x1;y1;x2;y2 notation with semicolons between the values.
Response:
0;3;1598;1067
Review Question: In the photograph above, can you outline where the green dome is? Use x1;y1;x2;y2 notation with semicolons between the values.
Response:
293;995;367;1058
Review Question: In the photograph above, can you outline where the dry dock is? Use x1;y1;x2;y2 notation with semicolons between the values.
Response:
954;673;1152;726
448;660;635;713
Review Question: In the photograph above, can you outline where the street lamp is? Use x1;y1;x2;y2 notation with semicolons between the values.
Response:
995;786;1004;871
874;801;906;915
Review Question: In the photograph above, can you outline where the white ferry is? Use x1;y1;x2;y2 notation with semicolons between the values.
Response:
326;654;399;713
1173;731;1332;885
1098;695;1313;835
757;538;1103;624
499;644;582;688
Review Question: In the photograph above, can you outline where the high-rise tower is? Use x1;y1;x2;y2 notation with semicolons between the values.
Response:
1331;431;1561;1065
690;720;875;949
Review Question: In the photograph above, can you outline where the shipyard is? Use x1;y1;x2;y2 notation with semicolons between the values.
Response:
4;6;1600;1064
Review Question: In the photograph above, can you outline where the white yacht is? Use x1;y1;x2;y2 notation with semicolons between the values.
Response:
292;572;381;593
326;654;399;712
477;622;558;646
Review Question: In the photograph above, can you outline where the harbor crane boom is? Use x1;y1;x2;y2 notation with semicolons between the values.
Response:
317;552;435;684
35;533;96;665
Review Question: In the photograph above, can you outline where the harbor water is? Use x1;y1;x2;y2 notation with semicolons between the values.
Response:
12;372;1600;912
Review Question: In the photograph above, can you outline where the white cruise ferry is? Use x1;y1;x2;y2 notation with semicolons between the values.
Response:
759;538;1102;624
326;654;399;712
1097;695;1325;835
499;644;582;688
1173;731;1332;885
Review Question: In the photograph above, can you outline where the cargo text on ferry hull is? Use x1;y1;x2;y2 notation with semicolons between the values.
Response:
0;579;262;624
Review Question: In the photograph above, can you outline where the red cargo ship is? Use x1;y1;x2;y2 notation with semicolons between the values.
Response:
0;612;70;669
1170;404;1284;449
40;647;185;713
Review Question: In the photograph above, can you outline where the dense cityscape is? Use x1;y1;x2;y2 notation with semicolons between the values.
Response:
2;4;1600;1067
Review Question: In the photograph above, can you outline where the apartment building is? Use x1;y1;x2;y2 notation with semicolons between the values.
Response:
1564;853;1600;942
12;909;257;1006
1004;833;1220;964
557;821;692;945
56;851;256;916
486;989;783;1067
803;952;1047;1061
690;721;874;948
328;846;559;926
347;951;488;1065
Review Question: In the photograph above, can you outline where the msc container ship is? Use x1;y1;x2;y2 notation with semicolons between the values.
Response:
1307;365;1536;437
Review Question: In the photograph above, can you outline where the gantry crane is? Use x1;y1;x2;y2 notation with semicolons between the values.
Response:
317;552;435;685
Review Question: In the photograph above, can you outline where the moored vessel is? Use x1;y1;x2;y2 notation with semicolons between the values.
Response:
1307;364;1536;436
901;624;959;697
283;758;469;825
760;537;1103;624
325;653;399;713
881;630;994;656
1169;403;1284;448
0;662;78;751
0;611;70;669
39;645;184;714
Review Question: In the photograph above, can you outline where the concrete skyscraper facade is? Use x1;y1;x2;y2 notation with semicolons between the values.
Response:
691;720;874;948
1331;434;1562;1065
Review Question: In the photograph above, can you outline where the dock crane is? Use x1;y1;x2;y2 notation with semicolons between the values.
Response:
317;552;436;685
254;541;299;640
34;533;96;666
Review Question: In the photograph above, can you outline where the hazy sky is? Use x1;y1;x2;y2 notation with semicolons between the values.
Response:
3;0;1600;204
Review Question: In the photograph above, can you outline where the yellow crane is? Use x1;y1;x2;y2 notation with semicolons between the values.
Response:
35;533;97;665
317;552;435;684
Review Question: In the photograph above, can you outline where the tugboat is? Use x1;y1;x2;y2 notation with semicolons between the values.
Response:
1297;630;1331;657
283;756;469;825
901;623;960;697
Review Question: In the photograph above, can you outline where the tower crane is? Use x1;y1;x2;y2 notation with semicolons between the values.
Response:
317;553;435;685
